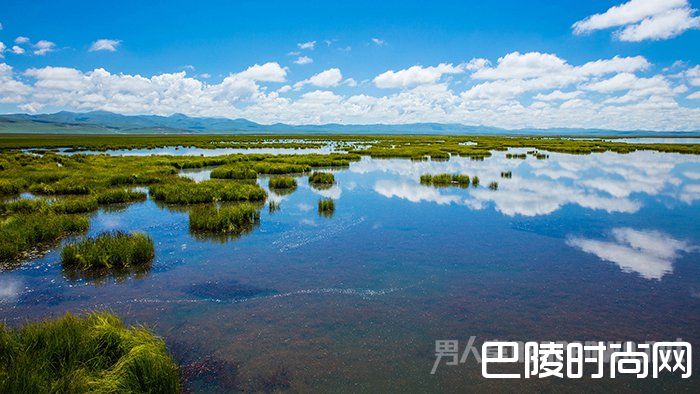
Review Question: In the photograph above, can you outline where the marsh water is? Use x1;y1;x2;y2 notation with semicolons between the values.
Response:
2;148;700;391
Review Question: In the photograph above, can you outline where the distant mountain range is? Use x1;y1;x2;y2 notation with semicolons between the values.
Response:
0;110;698;136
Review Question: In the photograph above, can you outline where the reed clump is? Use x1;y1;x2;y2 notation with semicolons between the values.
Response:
318;198;335;217
0;311;180;393
472;176;480;187
268;176;297;190
150;180;266;205
51;196;99;214
189;203;261;236
0;212;89;263
96;189;147;204
308;172;335;185
488;181;499;190
61;231;155;277
500;171;512;178
506;153;527;159
210;165;258;180
420;173;470;187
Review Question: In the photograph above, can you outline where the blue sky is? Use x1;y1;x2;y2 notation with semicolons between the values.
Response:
1;0;699;130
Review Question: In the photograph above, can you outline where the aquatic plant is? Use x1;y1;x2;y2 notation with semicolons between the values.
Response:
210;165;258;180
96;189;148;204
268;200;280;213
472;176;480;187
0;180;20;195
0;212;89;263
488;181;499;190
150;180;266;205
506;153;527;159
189;203;261;236
309;172;335;185
318;198;335;217
268;176;297;190
0;311;179;393
500;171;512;178
29;179;90;195
253;162;310;174
51;196;99;214
61;231;155;277
420;173;470;187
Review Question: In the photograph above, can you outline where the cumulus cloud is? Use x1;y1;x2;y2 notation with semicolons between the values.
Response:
33;40;55;55
371;38;386;46
89;39;121;52
567;228;694;279
294;68;343;89
1;50;699;130
298;40;316;50
15;36;30;44
11;46;24;55
0;42;5;58
294;56;313;65
374;63;465;88
572;0;700;41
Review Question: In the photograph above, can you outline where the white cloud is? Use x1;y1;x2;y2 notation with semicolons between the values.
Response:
572;0;700;41
688;91;700;99
298;40;316;50
89;39;121;52
33;40;55;55
235;62;287;82
294;56;313;65
11;46;24;55
371;38;386;46
294;68;343;89
374;63;465;88
0;42;5;58
567;228;694;280
15;36;30;44
534;90;583;101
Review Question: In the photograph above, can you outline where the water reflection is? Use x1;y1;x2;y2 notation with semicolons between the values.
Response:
358;150;700;216
566;228;695;280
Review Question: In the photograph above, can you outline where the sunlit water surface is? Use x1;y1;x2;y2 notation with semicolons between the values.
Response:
1;148;699;391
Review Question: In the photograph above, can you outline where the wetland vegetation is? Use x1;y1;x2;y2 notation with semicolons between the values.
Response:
420;173;471;187
318;198;335;217
268;176;297;190
189;203;261;237
0;312;179;393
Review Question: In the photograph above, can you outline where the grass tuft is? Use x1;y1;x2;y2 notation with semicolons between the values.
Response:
150;180;266;205
420;173;470;187
61;231;155;279
189;203;261;237
318;198;335;217
97;189;148;205
0;311;179;393
268;176;297;190
308;172;335;186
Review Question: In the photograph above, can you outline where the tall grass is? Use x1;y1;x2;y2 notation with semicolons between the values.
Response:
420;173;470;187
51;196;99;214
488;181;499;190
0;212;89;263
0;311;179;393
500;171;512;178
268;200;280;213
308;172;335;185
150;180;266;205
210;165;258;180
0;180;20;195
268;176;297;190
318;198;335;217
253;162;310;174
189;203;261;236
96;189;147;204
61;231;155;278
471;176;480;187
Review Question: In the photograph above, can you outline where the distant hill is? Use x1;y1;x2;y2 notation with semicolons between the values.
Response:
0;110;698;136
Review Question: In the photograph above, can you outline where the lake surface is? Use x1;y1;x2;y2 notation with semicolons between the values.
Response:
1;148;699;391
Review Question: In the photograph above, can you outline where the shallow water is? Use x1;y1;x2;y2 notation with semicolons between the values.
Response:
1;149;699;391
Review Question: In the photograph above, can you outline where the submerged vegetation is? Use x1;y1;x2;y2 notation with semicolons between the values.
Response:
61;231;155;279
318;198;335;217
420;173;471;187
189;203;261;237
0;311;179;393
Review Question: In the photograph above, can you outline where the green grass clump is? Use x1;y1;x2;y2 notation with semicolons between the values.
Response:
0;180;20;195
471;176;480;187
268;176;297;190
253;162;310;174
97;189;148;204
0;311;180;393
318;198;335;217
210;165;258;180
500;171;512;178
51;196;99;214
488;181;499;190
506;153;527;159
150;180;266;205
0;212;89;263
268;200;280;213
308;172;335;185
420;173;470;187
189;203;260;236
61;231;155;277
